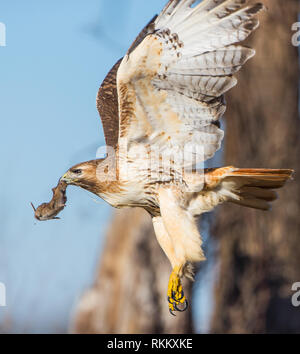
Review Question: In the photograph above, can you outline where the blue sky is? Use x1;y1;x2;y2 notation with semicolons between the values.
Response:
0;0;212;333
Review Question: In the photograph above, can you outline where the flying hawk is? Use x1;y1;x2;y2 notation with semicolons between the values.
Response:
60;0;293;315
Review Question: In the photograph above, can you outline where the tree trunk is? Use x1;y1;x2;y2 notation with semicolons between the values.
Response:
71;208;193;334
211;0;300;334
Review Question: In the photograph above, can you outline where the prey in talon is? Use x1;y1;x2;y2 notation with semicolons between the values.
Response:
31;181;67;221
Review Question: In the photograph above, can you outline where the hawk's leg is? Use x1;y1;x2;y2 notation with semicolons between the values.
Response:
155;187;206;315
153;216;188;315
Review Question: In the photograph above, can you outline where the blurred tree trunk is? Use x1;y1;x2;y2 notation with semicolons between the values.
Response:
211;0;300;333
71;208;193;334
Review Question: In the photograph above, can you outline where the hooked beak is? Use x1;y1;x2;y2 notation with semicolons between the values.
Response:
61;172;71;184
61;171;80;185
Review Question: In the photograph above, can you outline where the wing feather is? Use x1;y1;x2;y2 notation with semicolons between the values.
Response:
97;17;158;149
117;0;264;168
97;59;122;149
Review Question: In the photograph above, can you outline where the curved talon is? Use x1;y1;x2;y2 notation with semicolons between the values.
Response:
169;308;176;316
176;291;185;301
171;290;184;302
171;291;182;302
174;299;188;312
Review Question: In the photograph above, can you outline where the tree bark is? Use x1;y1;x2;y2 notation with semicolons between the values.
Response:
211;0;300;334
71;208;193;334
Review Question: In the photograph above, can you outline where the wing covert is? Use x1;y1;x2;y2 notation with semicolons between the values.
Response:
97;59;122;149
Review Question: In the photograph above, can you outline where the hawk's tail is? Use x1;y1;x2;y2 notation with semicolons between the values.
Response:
226;168;294;210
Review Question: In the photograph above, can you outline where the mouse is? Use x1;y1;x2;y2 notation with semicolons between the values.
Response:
31;180;67;221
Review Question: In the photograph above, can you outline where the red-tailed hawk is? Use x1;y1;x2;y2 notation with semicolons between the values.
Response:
59;0;293;315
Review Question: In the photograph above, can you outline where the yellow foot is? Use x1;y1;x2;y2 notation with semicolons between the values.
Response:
167;266;188;316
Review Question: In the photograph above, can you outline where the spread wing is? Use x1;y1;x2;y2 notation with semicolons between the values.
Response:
116;0;264;167
96;16;158;150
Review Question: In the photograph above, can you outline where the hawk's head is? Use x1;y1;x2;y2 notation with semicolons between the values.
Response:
61;156;117;197
61;160;99;191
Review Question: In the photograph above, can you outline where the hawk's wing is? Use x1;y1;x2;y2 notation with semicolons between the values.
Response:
96;16;158;150
97;58;122;149
116;0;264;166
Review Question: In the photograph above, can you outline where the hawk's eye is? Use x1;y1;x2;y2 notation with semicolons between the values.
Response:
72;169;82;175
